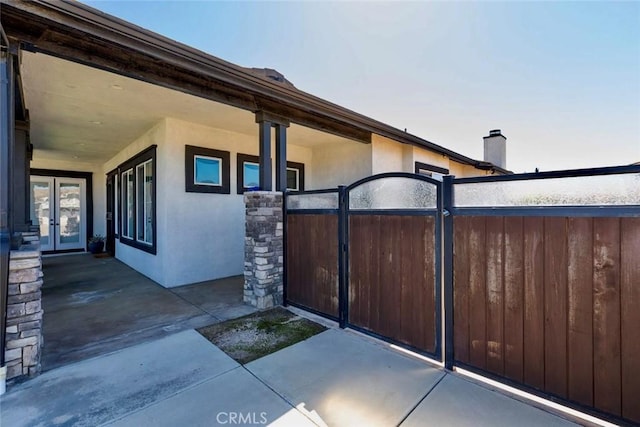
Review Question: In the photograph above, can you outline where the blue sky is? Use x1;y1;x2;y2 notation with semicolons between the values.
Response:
86;1;640;172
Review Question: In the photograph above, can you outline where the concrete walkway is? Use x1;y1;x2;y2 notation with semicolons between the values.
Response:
1;326;578;426
42;254;255;370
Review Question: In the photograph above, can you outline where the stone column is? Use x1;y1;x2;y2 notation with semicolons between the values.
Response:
244;191;283;309
4;232;43;381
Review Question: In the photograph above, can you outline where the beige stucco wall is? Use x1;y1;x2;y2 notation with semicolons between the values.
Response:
412;146;451;172
448;160;491;178
371;134;404;174
310;141;371;189
371;133;493;178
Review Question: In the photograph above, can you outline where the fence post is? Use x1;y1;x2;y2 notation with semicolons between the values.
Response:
443;176;455;370
281;191;288;307
338;185;347;328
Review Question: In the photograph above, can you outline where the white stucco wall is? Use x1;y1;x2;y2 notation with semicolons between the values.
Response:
103;117;312;287
310;141;371;189
102;120;168;285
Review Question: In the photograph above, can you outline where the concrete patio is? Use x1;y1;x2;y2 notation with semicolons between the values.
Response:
41;254;255;371
1;325;580;427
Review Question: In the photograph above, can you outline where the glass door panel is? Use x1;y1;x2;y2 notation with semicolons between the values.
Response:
30;176;86;251
56;179;86;250
30;177;54;251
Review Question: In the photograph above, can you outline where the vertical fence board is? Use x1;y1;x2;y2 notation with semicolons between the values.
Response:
286;214;339;317
348;215;362;325
423;216;436;353
523;217;545;390
369;215;383;333
348;214;437;354
380;215;401;339
621;217;640;424
593;217;622;416
567;217;594;407
485;216;505;376
544;217;568;398
504;217;524;383
399;216;413;347
469;216;487;369
453;217;471;364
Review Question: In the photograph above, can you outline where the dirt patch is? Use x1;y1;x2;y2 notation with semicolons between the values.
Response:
197;307;326;364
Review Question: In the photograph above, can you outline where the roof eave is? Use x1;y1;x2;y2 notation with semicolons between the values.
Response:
2;0;496;169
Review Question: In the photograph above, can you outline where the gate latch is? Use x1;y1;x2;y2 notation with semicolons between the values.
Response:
442;209;451;217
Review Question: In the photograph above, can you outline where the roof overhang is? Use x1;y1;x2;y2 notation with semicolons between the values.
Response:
1;0;511;172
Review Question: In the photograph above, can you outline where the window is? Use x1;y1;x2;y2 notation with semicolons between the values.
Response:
119;146;156;254
243;161;260;190
194;155;222;186
136;160;153;245
121;169;134;239
286;161;305;192
236;153;305;194
185;145;230;193
114;173;119;237
415;161;449;182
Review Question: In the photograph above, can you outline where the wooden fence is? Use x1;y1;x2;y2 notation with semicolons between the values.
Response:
452;215;640;423
348;214;438;354
286;213;339;318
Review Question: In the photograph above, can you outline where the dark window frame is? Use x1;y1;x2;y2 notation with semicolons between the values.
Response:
236;153;259;195
118;145;157;255
286;160;305;192
185;145;230;194
236;153;305;194
415;161;449;177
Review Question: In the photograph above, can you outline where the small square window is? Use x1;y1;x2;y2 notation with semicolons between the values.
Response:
185;145;230;194
236;154;305;194
194;155;222;186
243;162;260;189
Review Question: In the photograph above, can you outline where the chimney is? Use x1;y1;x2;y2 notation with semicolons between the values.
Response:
483;129;506;169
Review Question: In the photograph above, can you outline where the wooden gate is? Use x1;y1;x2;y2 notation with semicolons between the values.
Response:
444;166;640;426
285;165;640;425
345;173;442;358
285;189;341;320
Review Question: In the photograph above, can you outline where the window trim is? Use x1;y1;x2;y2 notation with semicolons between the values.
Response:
237;153;260;194
415;161;449;177
236;153;305;194
286;161;305;192
185;145;230;194
118;145;157;254
121;168;134;240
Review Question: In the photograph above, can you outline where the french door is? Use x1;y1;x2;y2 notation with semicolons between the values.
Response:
30;176;87;251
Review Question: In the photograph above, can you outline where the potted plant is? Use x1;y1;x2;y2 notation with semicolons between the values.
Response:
88;234;105;254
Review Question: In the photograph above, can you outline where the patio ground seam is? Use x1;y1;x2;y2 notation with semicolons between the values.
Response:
241;364;323;427
166;287;223;320
396;371;448;426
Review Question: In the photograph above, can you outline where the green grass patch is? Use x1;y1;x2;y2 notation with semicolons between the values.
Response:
197;307;326;364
